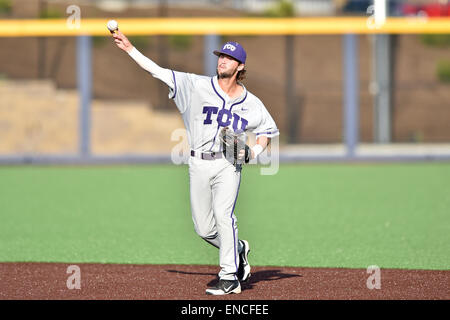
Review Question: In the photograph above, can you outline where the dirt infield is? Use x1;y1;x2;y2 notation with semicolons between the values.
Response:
0;263;448;300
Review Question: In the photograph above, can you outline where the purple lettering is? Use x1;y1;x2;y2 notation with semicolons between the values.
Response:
202;106;218;124
232;113;241;132
239;117;249;131
217;108;232;127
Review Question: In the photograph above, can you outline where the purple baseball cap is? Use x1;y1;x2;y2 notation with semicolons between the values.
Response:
213;41;247;64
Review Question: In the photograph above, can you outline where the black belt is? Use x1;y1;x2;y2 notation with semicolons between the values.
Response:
190;150;223;160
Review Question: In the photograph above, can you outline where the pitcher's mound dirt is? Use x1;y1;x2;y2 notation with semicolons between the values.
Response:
0;263;448;300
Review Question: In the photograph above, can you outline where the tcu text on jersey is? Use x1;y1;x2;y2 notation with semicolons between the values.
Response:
202;106;249;132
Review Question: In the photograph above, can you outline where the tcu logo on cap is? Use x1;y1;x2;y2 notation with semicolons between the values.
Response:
223;43;236;51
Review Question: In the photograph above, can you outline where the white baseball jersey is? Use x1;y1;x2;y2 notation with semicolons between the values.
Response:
168;71;280;153
128;46;279;152
128;46;279;281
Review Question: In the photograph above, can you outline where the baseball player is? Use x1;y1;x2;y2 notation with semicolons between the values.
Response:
112;30;279;295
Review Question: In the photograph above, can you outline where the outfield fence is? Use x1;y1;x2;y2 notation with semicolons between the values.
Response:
0;17;449;164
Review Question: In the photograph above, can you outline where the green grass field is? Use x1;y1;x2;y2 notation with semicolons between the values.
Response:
0;163;449;270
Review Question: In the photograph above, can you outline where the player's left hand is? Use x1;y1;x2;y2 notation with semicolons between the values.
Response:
220;127;250;164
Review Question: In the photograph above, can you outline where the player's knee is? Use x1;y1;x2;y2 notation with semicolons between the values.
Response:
194;226;216;239
200;233;219;248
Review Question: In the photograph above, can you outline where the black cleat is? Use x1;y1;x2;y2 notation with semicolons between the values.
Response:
205;279;241;295
237;239;251;282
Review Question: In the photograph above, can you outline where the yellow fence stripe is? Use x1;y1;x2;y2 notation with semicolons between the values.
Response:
0;17;449;37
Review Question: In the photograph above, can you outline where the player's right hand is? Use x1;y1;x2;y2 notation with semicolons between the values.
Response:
112;30;133;53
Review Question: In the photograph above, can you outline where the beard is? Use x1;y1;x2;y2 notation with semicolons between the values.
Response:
217;66;238;79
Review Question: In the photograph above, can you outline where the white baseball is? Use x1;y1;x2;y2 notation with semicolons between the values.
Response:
107;20;118;32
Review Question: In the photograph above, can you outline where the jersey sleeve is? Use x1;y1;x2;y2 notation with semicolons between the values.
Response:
169;71;198;114
127;47;174;89
252;101;280;139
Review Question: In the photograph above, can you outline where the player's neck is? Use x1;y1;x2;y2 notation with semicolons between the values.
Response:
218;77;243;99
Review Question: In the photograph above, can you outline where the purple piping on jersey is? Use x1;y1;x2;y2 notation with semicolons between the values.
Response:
256;129;279;136
170;70;177;99
209;78;248;152
230;173;242;280
230;91;248;109
211;77;226;105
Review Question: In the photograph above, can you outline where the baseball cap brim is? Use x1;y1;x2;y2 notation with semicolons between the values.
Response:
213;50;244;64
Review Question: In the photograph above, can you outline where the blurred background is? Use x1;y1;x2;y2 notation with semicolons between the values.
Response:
0;0;449;162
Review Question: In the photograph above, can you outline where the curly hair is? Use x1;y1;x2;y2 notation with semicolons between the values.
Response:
237;68;247;82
